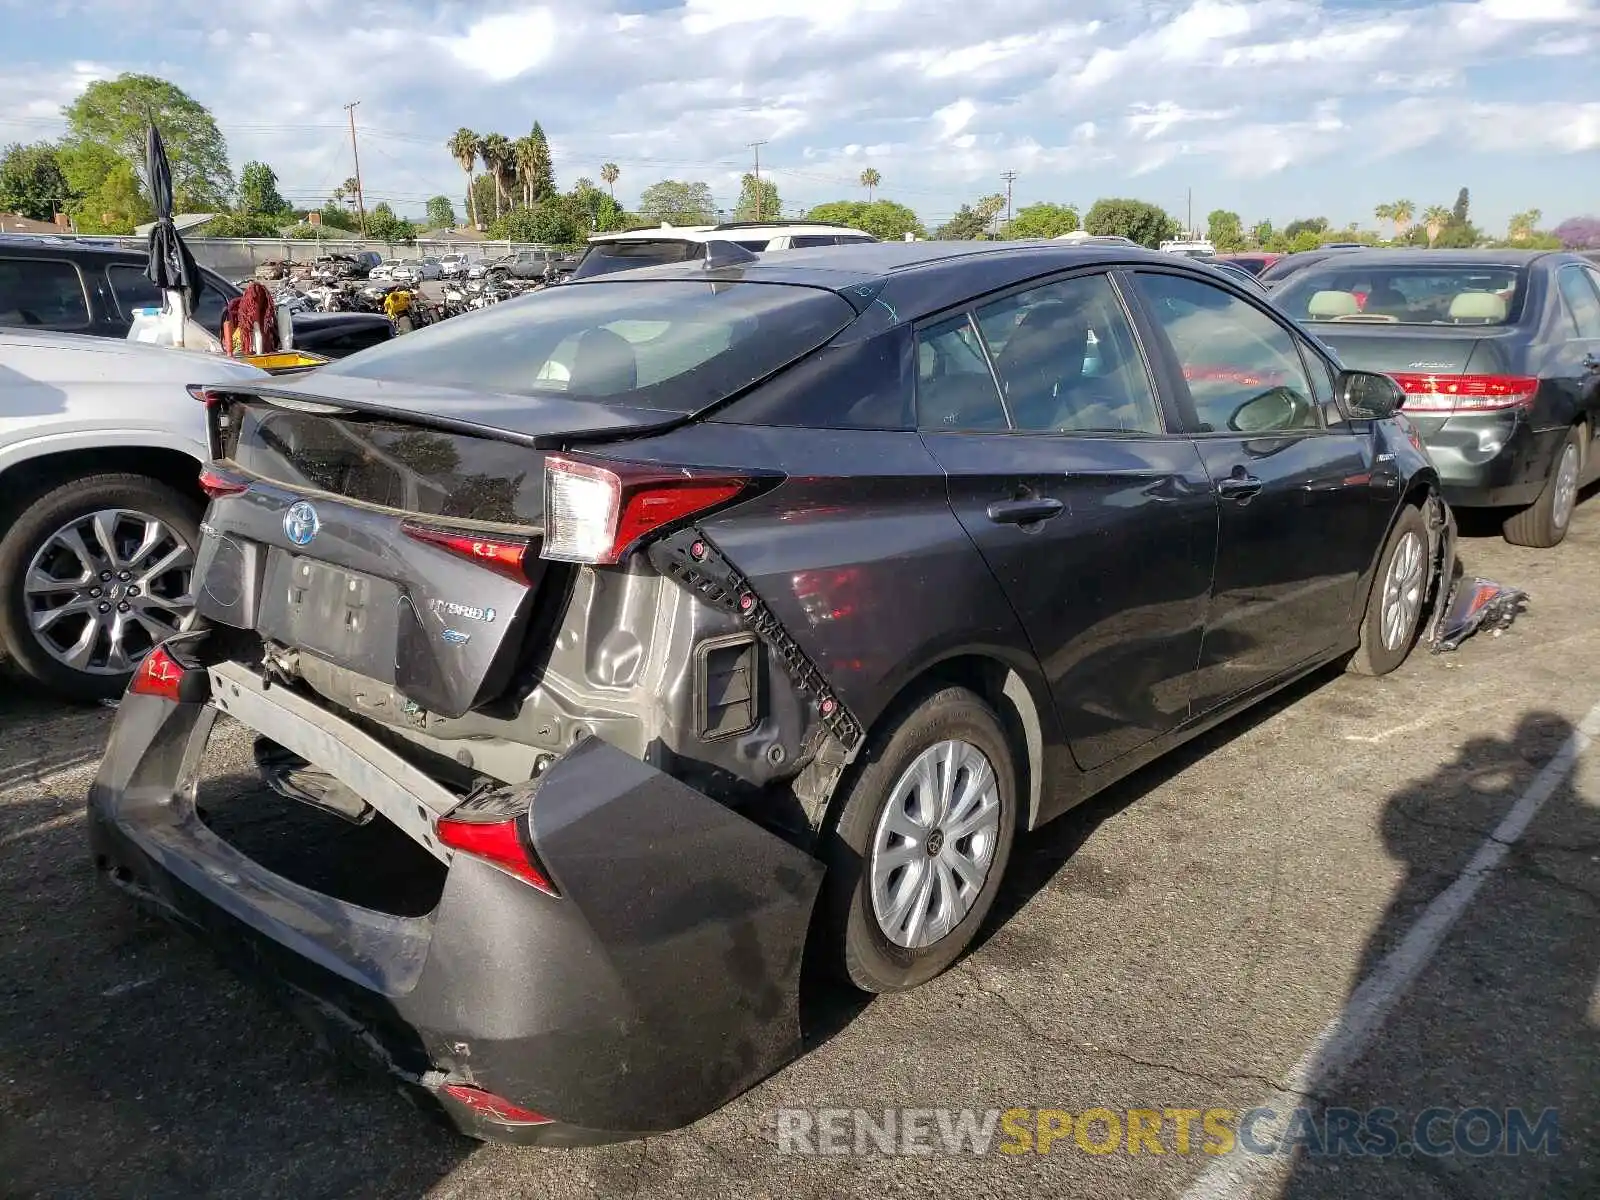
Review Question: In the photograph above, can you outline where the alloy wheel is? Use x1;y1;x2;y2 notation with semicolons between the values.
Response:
1381;529;1425;653
23;508;196;675
1551;441;1579;532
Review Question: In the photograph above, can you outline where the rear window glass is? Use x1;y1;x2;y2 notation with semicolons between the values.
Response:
228;409;542;524
319;279;857;413
569;240;703;279
1275;265;1526;326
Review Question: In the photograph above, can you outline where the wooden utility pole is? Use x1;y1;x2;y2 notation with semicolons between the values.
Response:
1001;170;1017;234
748;140;768;221
344;101;368;236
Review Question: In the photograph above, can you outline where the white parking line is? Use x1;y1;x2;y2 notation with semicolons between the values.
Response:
1182;694;1600;1200
0;809;85;847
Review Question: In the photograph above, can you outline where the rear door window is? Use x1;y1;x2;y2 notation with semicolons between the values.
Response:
1557;265;1600;339
0;258;91;330
916;313;1007;431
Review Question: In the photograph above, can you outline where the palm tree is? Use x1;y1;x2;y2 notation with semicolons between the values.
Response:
601;162;620;198
1374;202;1395;239
1507;208;1542;242
448;128;479;229
1423;204;1449;248
1392;199;1415;239
860;167;881;200
513;135;538;208
479;133;512;220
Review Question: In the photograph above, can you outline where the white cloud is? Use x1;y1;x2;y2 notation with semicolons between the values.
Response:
436;8;560;82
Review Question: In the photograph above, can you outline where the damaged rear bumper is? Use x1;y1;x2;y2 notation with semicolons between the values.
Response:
87;660;824;1145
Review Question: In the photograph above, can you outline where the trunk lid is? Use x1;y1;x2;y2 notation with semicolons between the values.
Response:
194;381;661;719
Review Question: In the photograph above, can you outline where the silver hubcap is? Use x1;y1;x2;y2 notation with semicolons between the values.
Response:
869;739;1002;949
1381;529;1425;653
1551;442;1579;532
23;508;196;675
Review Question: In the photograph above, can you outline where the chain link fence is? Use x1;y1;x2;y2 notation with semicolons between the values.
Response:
76;237;547;280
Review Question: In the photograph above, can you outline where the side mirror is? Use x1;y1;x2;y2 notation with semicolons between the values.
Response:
1339;370;1405;420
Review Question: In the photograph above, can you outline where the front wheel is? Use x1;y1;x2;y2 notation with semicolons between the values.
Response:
817;686;1018;993
0;474;201;702
1503;426;1582;548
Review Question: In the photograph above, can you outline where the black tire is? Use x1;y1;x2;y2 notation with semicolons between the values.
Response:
1503;426;1583;548
1348;504;1429;677
0;473;201;703
816;686;1018;994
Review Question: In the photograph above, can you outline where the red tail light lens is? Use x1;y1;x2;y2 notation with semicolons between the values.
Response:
436;814;558;895
541;455;750;565
439;1084;552;1126
198;466;248;499
1387;374;1540;414
128;644;191;702
186;385;222;408
400;522;531;583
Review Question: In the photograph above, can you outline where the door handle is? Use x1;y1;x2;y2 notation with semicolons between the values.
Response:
986;497;1066;525
1216;474;1263;501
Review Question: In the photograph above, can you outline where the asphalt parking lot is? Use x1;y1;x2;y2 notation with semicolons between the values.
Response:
2;497;1598;1199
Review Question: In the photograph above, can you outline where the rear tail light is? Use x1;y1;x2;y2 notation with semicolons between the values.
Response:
186;385;223;408
439;1084;552;1126
128;643;204;703
400;522;532;583
1387;373;1540;414
541;455;750;565
436;813;559;895
198;465;248;499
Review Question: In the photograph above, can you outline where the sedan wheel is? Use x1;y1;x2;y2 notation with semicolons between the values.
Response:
818;686;1017;993
869;740;1003;949
1504;426;1584;549
1379;529;1425;654
0;475;201;702
1349;503;1430;677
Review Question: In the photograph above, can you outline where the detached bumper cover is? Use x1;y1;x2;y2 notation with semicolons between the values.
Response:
88;678;824;1143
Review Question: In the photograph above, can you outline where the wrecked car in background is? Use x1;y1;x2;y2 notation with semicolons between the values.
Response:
90;241;1450;1144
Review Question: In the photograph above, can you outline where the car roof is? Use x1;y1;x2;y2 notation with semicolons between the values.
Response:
561;238;1205;320
1277;248;1572;275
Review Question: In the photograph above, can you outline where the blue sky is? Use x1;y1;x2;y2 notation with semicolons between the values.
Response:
3;0;1598;234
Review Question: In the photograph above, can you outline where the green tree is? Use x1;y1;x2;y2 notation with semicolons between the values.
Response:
1005;202;1080;239
1422;205;1450;248
1083;197;1178;247
526;122;555;202
860;167;881;200
600;162;620;198
570;178;623;232
734;172;782;222
58;141;152;233
0;142;70;222
62;73;233;210
1451;187;1470;226
1206;208;1245;252
806;199;926;241
1282;216;1329;242
467;175;498;230
205;211;285;237
1507;208;1541;242
366;201;417;243
638;179;717;225
238;161;288;216
478;133;512;219
1374;202;1395;238
316;201;358;232
1251;219;1274;248
447;127;480;228
935;194;1007;240
489;194;585;245
425;195;457;229
1288;229;1323;253
1391;199;1415;239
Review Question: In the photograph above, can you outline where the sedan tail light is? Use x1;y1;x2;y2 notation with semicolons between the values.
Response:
128;643;208;704
400;522;532;583
436;813;559;896
1387;374;1540;414
541;455;752;565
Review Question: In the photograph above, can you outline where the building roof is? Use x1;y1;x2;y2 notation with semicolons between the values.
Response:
1;213;65;235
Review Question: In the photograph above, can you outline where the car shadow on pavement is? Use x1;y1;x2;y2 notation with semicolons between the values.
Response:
1276;709;1598;1198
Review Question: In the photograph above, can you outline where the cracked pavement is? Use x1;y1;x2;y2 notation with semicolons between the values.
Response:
2;495;1598;1198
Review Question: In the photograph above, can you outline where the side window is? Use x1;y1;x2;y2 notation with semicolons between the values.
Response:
106;263;163;318
789;235;840;248
974;273;1164;434
1557;266;1600;339
1135;271;1321;435
916;313;1008;431
193;281;231;332
0;258;91;330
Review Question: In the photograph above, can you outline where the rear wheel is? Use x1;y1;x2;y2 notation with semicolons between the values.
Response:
817;686;1017;993
1349;504;1428;677
0;474;200;702
1503;426;1582;548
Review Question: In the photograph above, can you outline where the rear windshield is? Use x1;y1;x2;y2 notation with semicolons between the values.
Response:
318;279;856;413
1275;265;1527;326
569;240;704;279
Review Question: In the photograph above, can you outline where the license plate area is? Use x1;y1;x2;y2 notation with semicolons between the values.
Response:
258;550;401;682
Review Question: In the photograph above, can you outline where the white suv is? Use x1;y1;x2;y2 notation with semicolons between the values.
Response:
570;221;878;279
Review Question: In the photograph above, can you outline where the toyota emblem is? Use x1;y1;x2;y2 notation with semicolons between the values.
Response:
283;501;320;547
